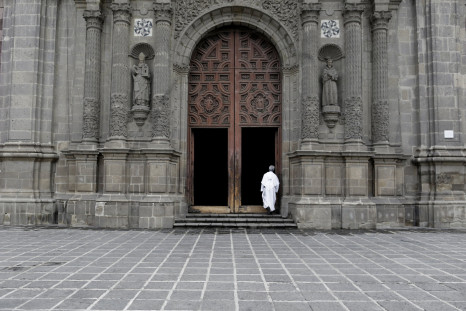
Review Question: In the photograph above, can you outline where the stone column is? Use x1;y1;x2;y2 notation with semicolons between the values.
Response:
152;1;173;147
107;2;132;148
82;9;104;144
300;3;321;150
343;3;365;148
371;11;392;149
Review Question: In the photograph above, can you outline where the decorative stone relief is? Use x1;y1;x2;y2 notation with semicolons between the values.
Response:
321;20;340;38
109;94;129;137
372;100;389;142
152;95;170;139
82;97;100;140
301;96;320;140
173;0;299;40
134;18;153;36
343;97;363;140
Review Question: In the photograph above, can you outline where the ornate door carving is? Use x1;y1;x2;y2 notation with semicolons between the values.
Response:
188;28;281;213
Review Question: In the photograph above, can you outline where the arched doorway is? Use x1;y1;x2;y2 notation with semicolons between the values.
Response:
188;27;282;213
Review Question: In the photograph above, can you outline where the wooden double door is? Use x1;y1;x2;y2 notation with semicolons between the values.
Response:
188;28;282;213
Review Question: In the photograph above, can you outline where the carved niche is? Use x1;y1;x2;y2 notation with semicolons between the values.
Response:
129;43;155;127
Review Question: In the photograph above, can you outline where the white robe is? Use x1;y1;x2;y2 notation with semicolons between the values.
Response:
261;171;280;212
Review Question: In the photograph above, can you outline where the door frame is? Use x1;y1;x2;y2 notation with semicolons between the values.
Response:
187;27;282;213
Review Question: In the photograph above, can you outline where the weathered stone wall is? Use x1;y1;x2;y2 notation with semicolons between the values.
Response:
0;0;465;229
0;0;3;72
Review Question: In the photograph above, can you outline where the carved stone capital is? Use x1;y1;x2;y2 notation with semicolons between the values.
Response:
154;2;173;24
83;10;104;30
110;3;132;24
301;3;321;25
343;3;365;25
370;11;392;31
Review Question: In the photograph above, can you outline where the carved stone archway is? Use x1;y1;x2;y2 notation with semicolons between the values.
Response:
170;5;300;216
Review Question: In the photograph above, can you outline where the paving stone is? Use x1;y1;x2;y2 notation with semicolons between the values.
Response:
203;290;235;300
377;301;424;311
0;228;465;311
238;300;274;311
237;290;269;301
343;301;386;311
273;301;312;310
127;299;165;310
55;298;97;309
163;300;201;310
200;299;237;311
308;301;347;311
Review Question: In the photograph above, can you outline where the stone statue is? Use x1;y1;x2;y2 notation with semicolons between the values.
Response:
132;52;151;106
322;57;338;106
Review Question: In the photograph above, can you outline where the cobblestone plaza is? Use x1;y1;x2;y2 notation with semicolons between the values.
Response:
0;227;465;310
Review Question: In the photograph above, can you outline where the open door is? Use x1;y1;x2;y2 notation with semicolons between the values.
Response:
188;27;282;213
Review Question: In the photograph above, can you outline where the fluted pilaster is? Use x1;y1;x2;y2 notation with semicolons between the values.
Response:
82;9;104;142
108;3;132;142
300;3;321;148
343;3;364;143
152;1;173;143
371;11;392;146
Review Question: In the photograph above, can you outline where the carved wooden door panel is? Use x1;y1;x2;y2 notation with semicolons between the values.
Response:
188;28;281;213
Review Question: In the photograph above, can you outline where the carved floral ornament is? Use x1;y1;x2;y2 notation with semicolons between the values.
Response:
173;0;299;40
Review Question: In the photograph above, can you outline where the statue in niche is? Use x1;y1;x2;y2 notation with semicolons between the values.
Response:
132;52;151;106
322;57;338;106
321;57;341;129
131;52;151;127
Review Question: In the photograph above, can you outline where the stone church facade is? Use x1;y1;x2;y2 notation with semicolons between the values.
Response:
0;0;465;229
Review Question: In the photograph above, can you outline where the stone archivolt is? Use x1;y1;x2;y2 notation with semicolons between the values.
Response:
173;0;299;40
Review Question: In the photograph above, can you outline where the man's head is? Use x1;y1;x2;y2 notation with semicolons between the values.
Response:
269;165;275;172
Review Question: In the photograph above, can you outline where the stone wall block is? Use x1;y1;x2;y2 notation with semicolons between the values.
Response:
303;163;322;195
148;162;167;193
342;206;376;229
325;165;343;195
375;165;396;196
346;164;368;196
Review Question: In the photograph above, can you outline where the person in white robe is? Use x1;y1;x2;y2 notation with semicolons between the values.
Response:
261;165;280;214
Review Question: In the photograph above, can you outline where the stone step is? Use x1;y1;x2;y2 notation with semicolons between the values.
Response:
174;213;297;228
173;222;297;228
185;213;284;218
180;217;295;223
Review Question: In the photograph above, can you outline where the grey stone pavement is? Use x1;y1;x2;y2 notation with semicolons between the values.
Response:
0;227;465;311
